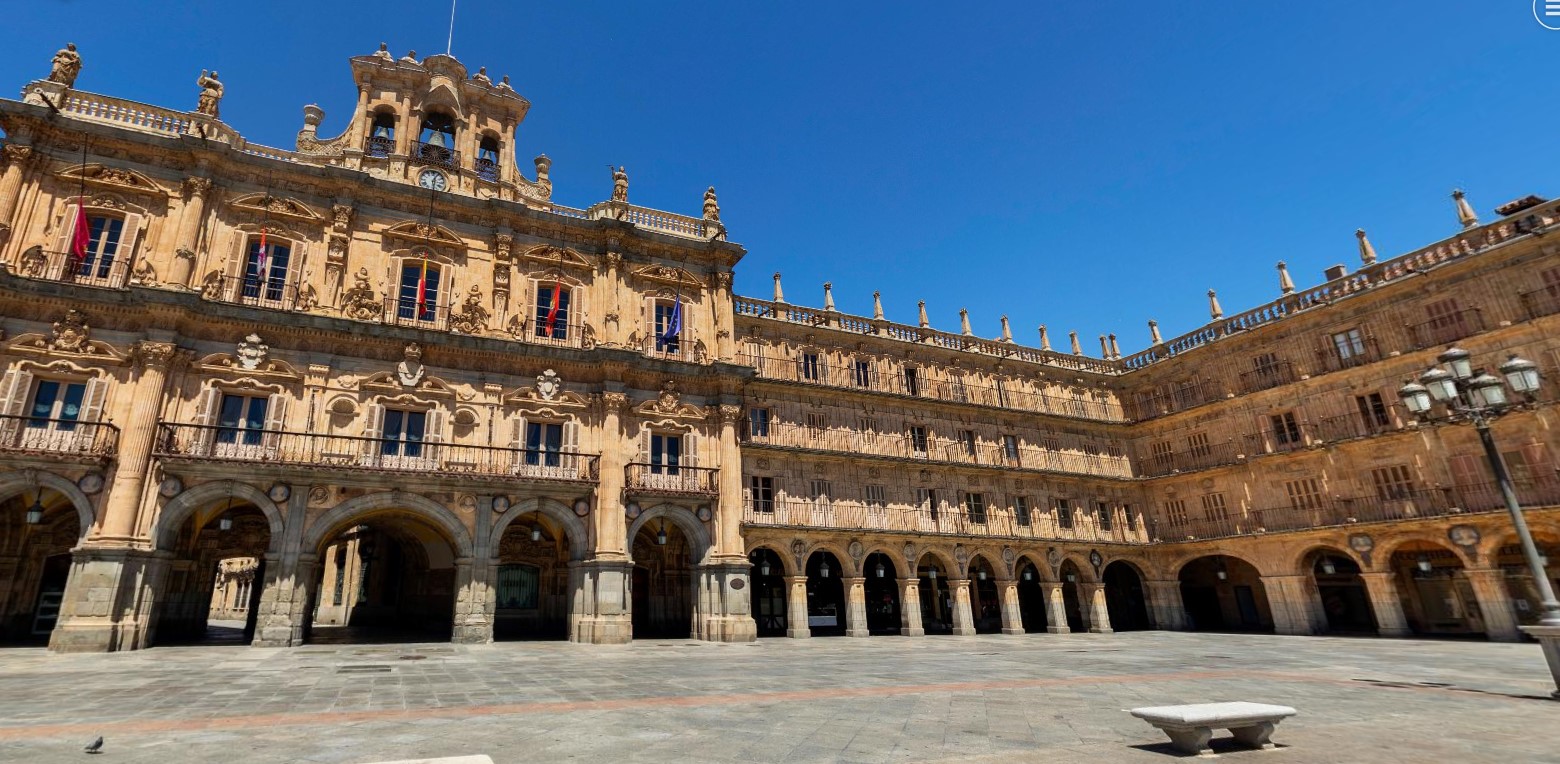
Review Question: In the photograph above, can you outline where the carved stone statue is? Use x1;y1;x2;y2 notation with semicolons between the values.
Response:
341;267;382;321
195;70;224;118
199;270;222;300
448;285;490;335
18;246;47;278
472;66;491;85
129;257;157;286
49;43;82;87
611;166;628;202
703;186;720;222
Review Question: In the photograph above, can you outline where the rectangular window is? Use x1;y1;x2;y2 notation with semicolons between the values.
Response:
1200;492;1229;521
749;476;775;512
524;421;564;467
653;299;682;353
1270;411;1302;446
909;425;928;455
801;352;821;382
959;429;977;457
78;215;125;279
1372;464;1415;500
903;367;920;396
217;393;269;446
1285;478;1323;511
995;379;1009;408
747;407;770;438
242;238;292;303
965;492;987;524
27;379;87;431
1150;440;1174;470
534;282;571;340
1187;432;1211;458
1332;328;1367;364
1097;501;1113;530
853;359;873;388
1252;352;1280;376
380;408;427;457
864;484;887;507
806;412;827;440
1164;499;1188;527
650;432;682;475
950;377;969;403
1057;498;1073;529
397;261;442;321
917;488;938;521
1355;393;1391;430
858;416;878;445
1003;434;1020;464
1014;496;1031;526
495;564;539;610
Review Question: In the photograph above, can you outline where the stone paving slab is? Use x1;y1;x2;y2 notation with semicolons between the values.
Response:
0;633;1555;763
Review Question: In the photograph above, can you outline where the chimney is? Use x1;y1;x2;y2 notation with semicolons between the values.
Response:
1323;264;1348;281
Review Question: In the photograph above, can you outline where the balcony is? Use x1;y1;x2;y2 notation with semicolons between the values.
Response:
410;140;461;170
1138;440;1240;477
1239;361;1298;394
153;423;599;483
1520;286;1560;320
13;248;129;289
1408;308;1485;349
382;297;451;332
207;273;303;311
1243;422;1314;455
510;316;590;349
0;415;119;460
625;463;719;496
1316;337;1381;374
475;157;499;182
364;136;394;158
1127;379;1224;421
1312;411;1399;443
743;499;1149;544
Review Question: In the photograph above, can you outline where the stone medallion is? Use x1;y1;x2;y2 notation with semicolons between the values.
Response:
77;472;104;495
158;477;183;498
573;499;591;517
267;483;291;502
1448;524;1481;548
1348;533;1375;554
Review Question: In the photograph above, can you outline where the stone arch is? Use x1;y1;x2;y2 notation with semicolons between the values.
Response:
803;539;855;576
1288;543;1367;575
1058;553;1099;583
491;497;588;561
746;543;794;577
627;504;712;565
1169;548;1262;579
861;543;904;576
303;491;473;559
154;480;285;554
1014;552;1053;583
1376;534;1475;569
1100;555;1152;581
914;547;958;575
0;469;95;540
966;551;1001;580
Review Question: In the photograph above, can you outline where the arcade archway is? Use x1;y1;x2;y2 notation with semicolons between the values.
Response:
492;514;574;641
863;552;901;635
969;556;1002;634
1306;549;1377;635
805;550;846;637
917;555;954;634
1493;534;1560;629
1015;558;1048;633
308;510;462;644
1389;541;1481;637
749;547;788;637
1102;561;1151;632
0;483;86;646
1058;560;1087;632
1178;554;1273;632
153;496;272;646
631;516;695;639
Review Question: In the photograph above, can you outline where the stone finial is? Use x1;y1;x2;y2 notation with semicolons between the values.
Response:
703;186;720;222
772;272;785;304
959;308;973;336
1207;289;1223;320
1149;319;1163;345
1069;331;1082;355
1099;335;1110;357
1038;324;1051;351
534;154;551;183
1277;261;1295;295
1453;189;1479;229
1356;228;1377;265
999;315;1013;342
918;301;930;329
1109;333;1120;359
872;291;885;320
823;282;836;311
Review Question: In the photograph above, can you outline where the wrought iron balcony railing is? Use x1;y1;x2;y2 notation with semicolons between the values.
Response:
1239;361;1298;394
0;415;119;458
743;499;1149;544
1138;440;1241;477
410;140;461;170
364;135;394;158
1407;307;1485;349
154;423;599;482
12;248;130;289
207;273;303;311
1520;286;1560;321
382;297;451;332
475;157;499;182
625;463;719;495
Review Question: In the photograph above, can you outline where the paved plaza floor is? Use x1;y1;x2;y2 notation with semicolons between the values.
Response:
0;631;1555;763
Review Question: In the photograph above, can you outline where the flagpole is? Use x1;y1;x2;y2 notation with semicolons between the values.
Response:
446;0;457;56
70;135;90;274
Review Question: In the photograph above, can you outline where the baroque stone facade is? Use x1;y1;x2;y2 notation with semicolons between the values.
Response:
0;46;1556;653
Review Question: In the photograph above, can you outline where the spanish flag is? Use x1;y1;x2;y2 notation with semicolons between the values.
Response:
416;258;430;317
544;277;564;337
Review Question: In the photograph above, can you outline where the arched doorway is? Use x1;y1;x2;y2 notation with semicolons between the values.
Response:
918;556;954;634
309;512;460;644
1307;549;1377;635
863;552;901;635
1178;554;1273;632
1390;541;1481;637
749;548;787;637
1103;561;1151;632
493;514;573;641
1058;560;1087;632
1494;534;1560;629
0;485;84;645
969;556;1001;634
631;516;694;639
1015;558;1048;633
805;551;846;637
154;497;272;645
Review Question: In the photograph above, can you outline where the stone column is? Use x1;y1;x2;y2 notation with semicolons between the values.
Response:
1145;580;1189;631
1082;583;1114;634
713;404;745;559
950;579;976;636
252;487;309;647
168;176;211;288
1261;574;1319;636
900;578;925;636
594;391;628;556
0;144;34;250
451;558;494;644
785;575;810;638
1043;583;1071;634
98;341;180;542
569;558;632;644
712;272;736;361
694;560;756;643
1465;568;1521;642
1357;572;1410;637
844;577;870;637
998;581;1024;634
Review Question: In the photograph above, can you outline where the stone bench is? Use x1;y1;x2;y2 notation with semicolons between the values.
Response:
1129;702;1296;756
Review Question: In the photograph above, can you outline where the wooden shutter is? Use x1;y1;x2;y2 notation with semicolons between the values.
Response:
79;377;108;452
424;408;447;444
508;415;528;469
562;418;581;476
637;427;652;464
0;368;34;447
284;241;305;306
683;431;700;468
193;386;220;455
360;403;385;460
263;393;289;451
116;212;144;286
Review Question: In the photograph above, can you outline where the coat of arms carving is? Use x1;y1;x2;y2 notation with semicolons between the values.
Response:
397;342;425;387
236;333;269;370
50;310;91;352
535;369;561;401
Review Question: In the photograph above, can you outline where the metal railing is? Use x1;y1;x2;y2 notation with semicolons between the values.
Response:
12;249;130;289
207;273;303;311
1138;440;1241;477
1239;361;1298;394
1312;411;1400;443
1520;286;1560;321
0;415;119;457
1315;337;1381;374
475;158;499;182
743;499;1149;544
1243;422;1315;455
510;317;590;349
382;297;451;331
364;136;394;158
154;423;600;482
1407;308;1485;349
625;463;720;495
1126;379;1225;421
411;140;461;170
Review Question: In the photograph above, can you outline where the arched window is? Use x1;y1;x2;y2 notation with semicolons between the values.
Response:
476;136;500;181
367;112;396;157
416;112;457;168
396;258;441;322
241;234;291;305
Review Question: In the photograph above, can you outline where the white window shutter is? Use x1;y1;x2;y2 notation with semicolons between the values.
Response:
562;419;580;453
643;295;656;351
638;427;651;464
193;386;220;455
0;368;34;417
79;376;108;424
683;431;700;468
360;403;385;459
116;212;144;285
264;393;289;452
54;202;79;254
424;408;447;444
509;415;527;469
285;241;305;304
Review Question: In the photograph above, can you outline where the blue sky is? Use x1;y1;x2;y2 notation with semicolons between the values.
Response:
3;2;1555;354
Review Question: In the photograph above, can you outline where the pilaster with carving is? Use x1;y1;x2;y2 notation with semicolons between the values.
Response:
713;403;745;559
593;391;630;557
0;144;37;249
169;176;211;288
602;248;624;347
492;231;513;320
97;341;184;544
325;203;353;301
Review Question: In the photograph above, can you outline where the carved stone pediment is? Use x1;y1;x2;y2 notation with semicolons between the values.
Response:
632;380;705;420
5;331;124;361
631;263;704;289
193;351;301;378
384;220;466;252
520;244;592;271
55;164;167;198
361;371;458;398
229;192;323;222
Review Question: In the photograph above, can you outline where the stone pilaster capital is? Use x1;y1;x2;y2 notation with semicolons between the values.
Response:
133;340;183;369
598;391;629;413
182;176;213;197
714;270;733;289
603;251;622;270
2;144;35;167
717;403;743;424
493;232;513;260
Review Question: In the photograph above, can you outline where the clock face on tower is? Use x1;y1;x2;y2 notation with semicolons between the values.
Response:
418;170;448;191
